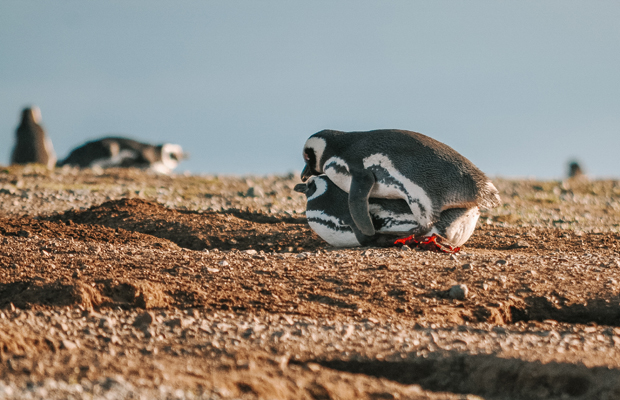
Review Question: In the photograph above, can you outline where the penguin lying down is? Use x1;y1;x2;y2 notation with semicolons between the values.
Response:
58;137;186;174
295;175;479;251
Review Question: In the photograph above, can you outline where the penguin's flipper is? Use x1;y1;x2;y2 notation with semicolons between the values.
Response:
348;170;377;236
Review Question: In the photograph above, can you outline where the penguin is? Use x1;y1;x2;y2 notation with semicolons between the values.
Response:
301;129;500;238
58;137;186;174
11;106;56;169
294;175;480;248
567;160;585;179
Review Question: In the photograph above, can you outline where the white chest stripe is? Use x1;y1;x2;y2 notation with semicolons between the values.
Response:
306;177;328;201
306;210;346;228
323;156;352;193
306;210;360;247
89;149;137;169
363;153;433;225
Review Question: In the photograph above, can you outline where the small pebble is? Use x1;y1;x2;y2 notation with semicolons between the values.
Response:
509;240;530;249
99;317;115;330
61;340;78;350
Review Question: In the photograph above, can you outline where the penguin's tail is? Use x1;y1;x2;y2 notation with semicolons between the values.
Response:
477;180;501;209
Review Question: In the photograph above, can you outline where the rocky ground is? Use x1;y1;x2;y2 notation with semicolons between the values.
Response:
1;165;620;399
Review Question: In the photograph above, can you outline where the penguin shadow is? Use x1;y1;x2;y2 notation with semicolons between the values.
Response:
300;350;612;399
46;198;323;253
513;294;620;327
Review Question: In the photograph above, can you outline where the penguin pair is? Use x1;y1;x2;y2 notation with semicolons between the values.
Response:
299;129;500;248
295;175;480;248
58;137;187;175
11;107;56;169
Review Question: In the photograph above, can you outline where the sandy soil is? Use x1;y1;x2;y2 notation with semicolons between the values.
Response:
1;165;620;399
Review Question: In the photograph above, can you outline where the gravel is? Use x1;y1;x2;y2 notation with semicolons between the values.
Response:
2;166;620;399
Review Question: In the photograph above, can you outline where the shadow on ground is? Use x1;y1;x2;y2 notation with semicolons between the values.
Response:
46;198;323;252
311;351;620;400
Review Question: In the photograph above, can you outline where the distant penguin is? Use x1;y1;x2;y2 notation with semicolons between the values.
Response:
58;137;186;174
567;160;585;179
11;106;56;169
301;129;500;237
294;175;480;248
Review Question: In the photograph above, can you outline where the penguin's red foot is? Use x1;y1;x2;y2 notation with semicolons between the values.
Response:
394;234;461;254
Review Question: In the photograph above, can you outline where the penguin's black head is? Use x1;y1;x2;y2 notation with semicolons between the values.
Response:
301;135;327;182
20;106;41;125
294;182;307;194
568;160;584;178
294;178;319;198
301;148;319;181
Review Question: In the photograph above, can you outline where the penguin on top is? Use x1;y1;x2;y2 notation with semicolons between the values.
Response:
11;106;57;169
295;175;479;248
58;137;186;174
301;129;500;240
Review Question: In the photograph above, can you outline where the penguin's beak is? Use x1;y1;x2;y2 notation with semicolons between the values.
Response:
293;183;307;194
301;164;312;182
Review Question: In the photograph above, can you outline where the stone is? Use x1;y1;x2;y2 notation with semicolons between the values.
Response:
508;240;530;249
132;312;154;329
61;340;78;350
99;317;116;330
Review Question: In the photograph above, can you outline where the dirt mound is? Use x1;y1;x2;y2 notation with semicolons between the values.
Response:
49;198;324;252
0;281;104;310
0;214;175;248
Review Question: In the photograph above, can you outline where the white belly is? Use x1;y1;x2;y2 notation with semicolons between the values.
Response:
306;210;361;247
429;207;480;247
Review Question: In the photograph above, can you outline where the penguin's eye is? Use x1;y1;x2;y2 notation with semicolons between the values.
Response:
303;151;310;161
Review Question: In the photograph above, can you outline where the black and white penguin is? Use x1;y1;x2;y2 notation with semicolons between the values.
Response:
58;137;186;174
294;175;480;248
301;129;500;238
11;106;56;169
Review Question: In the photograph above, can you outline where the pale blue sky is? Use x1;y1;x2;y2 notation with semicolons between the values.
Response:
1;1;619;177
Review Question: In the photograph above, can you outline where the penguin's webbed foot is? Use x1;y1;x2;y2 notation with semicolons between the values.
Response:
394;234;461;254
